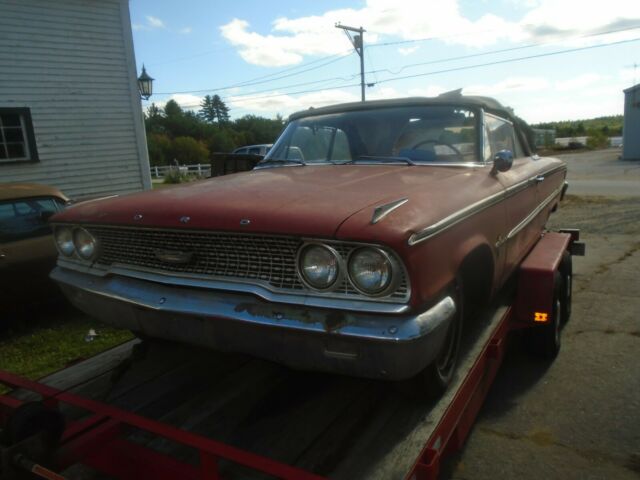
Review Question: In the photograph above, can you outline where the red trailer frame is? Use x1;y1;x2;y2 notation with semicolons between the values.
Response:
0;232;580;480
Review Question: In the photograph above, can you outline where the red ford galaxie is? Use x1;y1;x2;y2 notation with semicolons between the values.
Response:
50;92;567;392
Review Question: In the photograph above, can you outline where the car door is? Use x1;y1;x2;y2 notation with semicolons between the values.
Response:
484;112;541;279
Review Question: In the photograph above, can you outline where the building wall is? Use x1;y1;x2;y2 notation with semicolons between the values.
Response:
0;0;151;198
623;85;640;161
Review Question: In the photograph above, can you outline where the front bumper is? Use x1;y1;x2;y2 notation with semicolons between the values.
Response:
51;267;456;380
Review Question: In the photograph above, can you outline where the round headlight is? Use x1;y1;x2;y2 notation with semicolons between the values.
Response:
348;248;393;295
73;228;97;260
298;244;340;290
54;227;75;256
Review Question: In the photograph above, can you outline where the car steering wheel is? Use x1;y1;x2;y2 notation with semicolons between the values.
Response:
410;139;463;161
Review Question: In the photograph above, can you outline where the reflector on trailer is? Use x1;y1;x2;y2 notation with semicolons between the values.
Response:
534;312;549;322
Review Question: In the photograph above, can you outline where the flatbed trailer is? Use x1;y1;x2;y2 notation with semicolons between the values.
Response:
0;231;584;480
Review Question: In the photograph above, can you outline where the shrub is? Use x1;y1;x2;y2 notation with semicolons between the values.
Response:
163;169;194;184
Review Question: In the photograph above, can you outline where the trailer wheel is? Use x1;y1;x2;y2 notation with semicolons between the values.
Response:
526;272;563;360
559;252;572;323
420;283;463;397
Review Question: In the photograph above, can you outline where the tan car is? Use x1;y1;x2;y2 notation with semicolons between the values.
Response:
0;183;68;310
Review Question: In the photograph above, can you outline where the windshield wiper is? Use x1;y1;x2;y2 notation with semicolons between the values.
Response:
354;155;416;166
257;158;306;167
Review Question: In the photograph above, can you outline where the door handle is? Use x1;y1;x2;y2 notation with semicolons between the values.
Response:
534;175;545;184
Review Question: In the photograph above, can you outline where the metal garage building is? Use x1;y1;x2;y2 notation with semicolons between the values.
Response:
0;0;151;199
623;83;640;161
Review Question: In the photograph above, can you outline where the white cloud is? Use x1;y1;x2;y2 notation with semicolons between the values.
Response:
463;76;550;96
228;88;359;115
554;73;603;92
179;27;193;35
151;94;203;112
220;0;640;67
398;46;419;56
146;15;165;29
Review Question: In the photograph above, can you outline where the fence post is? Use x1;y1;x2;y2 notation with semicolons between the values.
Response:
198;164;202;176
154;166;159;178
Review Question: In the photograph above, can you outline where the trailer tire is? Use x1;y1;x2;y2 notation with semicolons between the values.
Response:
419;282;463;397
559;252;572;323
526;272;563;360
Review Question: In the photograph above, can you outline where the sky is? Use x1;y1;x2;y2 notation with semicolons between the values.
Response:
130;0;640;124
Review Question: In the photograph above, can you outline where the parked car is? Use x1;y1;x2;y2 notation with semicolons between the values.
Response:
0;183;69;310
232;144;272;156
50;92;567;392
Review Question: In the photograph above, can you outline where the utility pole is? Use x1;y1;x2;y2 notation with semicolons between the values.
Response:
335;23;366;101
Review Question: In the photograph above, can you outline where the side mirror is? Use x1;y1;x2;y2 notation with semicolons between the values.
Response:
492;149;514;173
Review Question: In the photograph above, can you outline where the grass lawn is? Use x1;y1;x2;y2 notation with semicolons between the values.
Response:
1;305;133;388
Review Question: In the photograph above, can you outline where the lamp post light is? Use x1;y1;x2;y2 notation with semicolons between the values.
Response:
137;65;154;100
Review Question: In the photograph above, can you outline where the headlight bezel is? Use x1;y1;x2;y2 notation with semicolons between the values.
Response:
72;227;98;260
347;247;399;297
54;226;75;257
296;243;343;292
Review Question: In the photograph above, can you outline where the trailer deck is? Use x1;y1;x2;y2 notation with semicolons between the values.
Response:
1;232;582;480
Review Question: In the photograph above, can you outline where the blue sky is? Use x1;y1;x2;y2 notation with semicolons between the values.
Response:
130;0;640;124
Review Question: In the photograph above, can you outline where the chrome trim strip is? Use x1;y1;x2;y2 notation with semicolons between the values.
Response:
507;185;563;240
371;198;409;224
56;258;411;314
408;189;505;245
408;164;567;246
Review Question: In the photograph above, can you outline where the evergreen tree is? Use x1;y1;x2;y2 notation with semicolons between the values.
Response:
212;95;230;124
199;95;217;124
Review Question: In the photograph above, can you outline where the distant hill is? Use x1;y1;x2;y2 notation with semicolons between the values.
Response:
532;115;623;137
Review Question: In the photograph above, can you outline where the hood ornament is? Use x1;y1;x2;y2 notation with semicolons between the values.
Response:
154;249;193;265
371;198;409;224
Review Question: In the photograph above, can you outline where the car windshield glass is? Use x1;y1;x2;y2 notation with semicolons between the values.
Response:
0;197;63;243
262;105;478;166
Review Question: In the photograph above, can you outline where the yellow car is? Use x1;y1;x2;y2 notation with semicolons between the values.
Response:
1;183;69;311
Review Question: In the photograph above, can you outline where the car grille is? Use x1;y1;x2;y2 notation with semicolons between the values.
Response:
87;226;409;302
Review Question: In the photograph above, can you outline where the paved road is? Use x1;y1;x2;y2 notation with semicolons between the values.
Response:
442;196;640;479
554;148;640;196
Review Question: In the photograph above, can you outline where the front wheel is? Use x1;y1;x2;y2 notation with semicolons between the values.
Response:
419;283;463;397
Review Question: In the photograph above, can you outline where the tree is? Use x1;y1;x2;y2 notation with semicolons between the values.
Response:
170;136;209;164
164;99;183;118
199;95;217;124
211;95;230;125
147;133;172;166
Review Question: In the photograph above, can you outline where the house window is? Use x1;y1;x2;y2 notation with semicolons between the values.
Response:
0;108;38;164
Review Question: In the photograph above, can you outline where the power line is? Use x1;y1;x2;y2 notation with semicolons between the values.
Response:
365;23;640;77
155;24;640;99
214;35;640;106
154;51;353;95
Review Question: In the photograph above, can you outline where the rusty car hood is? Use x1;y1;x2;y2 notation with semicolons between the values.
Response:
52;165;499;240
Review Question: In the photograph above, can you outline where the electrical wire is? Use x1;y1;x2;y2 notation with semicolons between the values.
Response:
155;24;640;98
214;35;640;106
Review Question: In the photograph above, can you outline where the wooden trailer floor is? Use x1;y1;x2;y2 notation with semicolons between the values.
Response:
15;302;510;480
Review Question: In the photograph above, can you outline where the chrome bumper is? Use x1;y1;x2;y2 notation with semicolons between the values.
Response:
51;267;456;380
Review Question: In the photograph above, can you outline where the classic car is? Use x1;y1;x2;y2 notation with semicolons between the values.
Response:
49;91;567;392
1;183;69;312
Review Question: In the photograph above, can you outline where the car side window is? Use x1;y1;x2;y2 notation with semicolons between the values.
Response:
0;197;62;243
288;125;351;162
485;114;515;161
248;147;261;155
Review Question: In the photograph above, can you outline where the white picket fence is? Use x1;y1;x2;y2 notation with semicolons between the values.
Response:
150;164;211;179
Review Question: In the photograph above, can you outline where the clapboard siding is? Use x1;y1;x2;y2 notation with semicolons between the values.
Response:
0;0;151;198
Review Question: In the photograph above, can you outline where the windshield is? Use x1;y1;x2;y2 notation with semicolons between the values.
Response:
262;105;479;166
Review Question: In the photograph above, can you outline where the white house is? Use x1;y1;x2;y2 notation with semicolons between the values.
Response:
0;0;151;199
